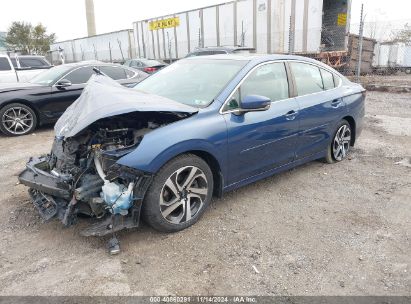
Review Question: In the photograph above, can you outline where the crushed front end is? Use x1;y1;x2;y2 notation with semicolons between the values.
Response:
18;118;156;237
17;75;198;252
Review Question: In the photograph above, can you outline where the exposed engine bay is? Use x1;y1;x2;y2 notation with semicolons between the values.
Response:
19;111;189;237
18;75;198;253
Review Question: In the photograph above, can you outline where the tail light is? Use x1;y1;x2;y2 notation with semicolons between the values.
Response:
144;67;157;73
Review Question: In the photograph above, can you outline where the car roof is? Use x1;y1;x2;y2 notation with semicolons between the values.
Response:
60;61;126;68
16;55;47;59
191;46;254;52
0;54;46;59
128;58;161;61
183;53;330;68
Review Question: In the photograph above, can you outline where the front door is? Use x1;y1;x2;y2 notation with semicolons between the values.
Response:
40;66;95;119
222;62;300;185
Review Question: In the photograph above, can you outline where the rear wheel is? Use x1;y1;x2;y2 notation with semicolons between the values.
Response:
142;154;213;232
0;103;37;136
325;120;352;164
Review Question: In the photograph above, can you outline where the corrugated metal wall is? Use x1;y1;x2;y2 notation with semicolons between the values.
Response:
50;29;135;63
133;0;345;60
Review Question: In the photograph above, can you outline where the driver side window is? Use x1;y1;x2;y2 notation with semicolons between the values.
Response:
64;66;94;84
222;62;289;112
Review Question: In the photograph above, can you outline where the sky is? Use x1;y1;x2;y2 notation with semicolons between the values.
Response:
0;0;410;41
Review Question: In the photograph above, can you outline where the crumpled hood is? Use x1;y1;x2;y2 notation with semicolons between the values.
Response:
54;75;198;138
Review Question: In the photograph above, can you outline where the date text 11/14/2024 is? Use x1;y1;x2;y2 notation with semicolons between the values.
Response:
149;296;257;303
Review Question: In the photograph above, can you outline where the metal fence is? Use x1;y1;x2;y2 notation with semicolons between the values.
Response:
47;6;411;85
349;11;411;82
47;29;136;65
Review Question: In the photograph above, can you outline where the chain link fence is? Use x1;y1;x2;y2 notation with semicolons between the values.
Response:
345;17;411;88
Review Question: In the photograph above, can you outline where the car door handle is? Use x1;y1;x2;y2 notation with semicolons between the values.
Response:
331;99;342;107
285;110;298;120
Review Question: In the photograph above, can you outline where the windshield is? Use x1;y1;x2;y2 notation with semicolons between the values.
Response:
134;59;247;107
29;65;72;85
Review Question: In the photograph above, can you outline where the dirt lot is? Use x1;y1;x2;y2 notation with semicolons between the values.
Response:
353;74;411;88
0;90;410;296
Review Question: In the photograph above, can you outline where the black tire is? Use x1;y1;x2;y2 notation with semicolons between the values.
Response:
142;154;214;232
324;119;352;164
0;103;37;136
405;68;411;75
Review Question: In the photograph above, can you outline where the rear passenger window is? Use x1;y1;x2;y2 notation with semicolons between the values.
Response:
0;58;12;71
290;62;323;95
99;66;127;80
320;68;335;90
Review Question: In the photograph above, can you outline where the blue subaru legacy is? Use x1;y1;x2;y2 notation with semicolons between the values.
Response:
19;54;365;238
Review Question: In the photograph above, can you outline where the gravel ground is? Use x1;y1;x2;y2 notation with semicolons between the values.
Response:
0;91;410;296
351;74;411;87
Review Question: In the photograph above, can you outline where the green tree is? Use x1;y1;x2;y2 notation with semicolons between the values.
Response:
5;21;56;54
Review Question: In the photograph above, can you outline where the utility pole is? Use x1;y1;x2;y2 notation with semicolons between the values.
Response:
356;4;364;82
85;0;97;36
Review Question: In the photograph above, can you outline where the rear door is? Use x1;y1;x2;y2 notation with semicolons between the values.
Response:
222;62;300;185
289;61;345;159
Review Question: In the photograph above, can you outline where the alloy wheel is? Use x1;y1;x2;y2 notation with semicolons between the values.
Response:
332;124;351;161
2;106;34;135
160;166;208;224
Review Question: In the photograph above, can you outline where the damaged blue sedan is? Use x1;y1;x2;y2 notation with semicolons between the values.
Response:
18;55;365;249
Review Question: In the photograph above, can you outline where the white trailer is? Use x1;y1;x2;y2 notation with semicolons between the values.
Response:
373;42;411;74
132;0;351;61
49;29;136;64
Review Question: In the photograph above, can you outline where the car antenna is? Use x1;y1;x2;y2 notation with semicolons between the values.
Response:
93;67;103;75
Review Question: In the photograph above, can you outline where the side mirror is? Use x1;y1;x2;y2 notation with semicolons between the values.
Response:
55;79;72;88
233;95;271;115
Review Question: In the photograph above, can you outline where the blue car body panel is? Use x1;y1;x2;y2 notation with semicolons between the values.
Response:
223;97;300;184
116;54;365;193
117;108;228;175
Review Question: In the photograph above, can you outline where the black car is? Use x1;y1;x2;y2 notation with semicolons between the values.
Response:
123;58;167;74
0;61;147;136
185;46;255;57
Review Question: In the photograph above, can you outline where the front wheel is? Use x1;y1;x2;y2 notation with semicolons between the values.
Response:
0;103;37;136
142;154;214;232
325;120;352;164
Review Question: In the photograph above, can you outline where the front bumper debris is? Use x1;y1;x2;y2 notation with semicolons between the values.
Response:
18;156;154;238
18;157;71;199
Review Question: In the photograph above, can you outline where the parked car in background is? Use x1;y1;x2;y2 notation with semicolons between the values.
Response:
18;54;365;241
0;55;52;83
123;58;167;74
0;61;147;136
185;46;255;57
